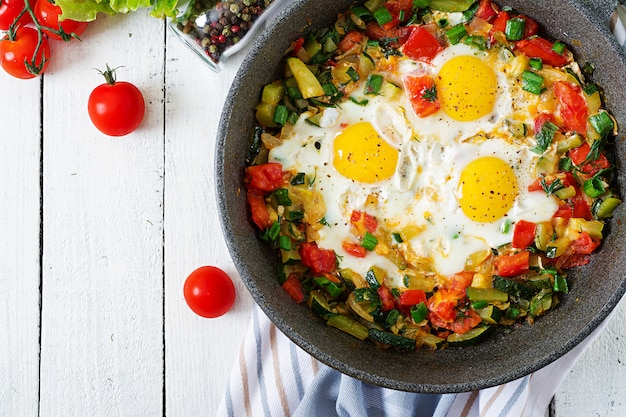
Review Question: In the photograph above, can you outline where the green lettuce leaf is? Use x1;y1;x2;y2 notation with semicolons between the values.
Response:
57;0;181;22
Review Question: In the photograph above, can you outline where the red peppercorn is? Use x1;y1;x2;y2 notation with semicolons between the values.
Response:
218;35;227;43
231;25;240;33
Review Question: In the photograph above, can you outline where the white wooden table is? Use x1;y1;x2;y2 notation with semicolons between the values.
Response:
1;10;625;417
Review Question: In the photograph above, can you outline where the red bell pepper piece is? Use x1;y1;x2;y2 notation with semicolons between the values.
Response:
402;26;443;62
338;31;365;53
514;36;570;67
512;220;537;249
475;0;498;23
495;251;531;277
489;10;510;43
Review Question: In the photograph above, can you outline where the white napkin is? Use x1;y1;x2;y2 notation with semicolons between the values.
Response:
216;6;626;417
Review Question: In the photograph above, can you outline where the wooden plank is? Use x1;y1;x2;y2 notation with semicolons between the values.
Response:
38;13;166;417
552;295;626;416
162;28;254;416
0;70;43;417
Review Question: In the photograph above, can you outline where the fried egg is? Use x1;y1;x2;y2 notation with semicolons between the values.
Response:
268;42;558;284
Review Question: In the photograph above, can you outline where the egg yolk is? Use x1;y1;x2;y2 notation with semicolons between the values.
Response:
458;156;518;222
333;122;398;183
436;55;497;121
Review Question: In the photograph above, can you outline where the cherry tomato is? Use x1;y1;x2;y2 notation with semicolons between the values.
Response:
34;0;88;40
183;266;236;318
87;66;145;136
0;26;50;78
0;0;32;31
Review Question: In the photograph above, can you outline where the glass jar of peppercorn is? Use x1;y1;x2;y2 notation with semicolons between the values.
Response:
171;0;287;72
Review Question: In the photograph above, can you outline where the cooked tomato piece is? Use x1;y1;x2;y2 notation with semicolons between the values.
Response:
245;163;286;192
533;112;559;134
350;210;378;235
554;81;588;135
398;289;427;307
338;30;365;53
377;284;396;311
447;271;475;294
430;309;482;334
299;242;337;275
569;142;611;176
404;74;440;117
341;240;367;258
517;14;539;38
381;0;413;30
495;251;531;277
427;289;459;322
402;26;443;61
282;273;306;303
514;36;570;67
569;232;601;255
512;220;537;249
246;190;271;229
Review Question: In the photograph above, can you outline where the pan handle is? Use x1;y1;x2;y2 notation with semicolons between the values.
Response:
578;0;619;25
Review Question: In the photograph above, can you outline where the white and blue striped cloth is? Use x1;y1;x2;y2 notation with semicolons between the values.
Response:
217;7;626;417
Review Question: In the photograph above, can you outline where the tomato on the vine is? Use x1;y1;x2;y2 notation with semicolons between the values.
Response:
0;26;50;78
34;0;88;40
87;65;145;136
0;0;33;31
183;266;236;318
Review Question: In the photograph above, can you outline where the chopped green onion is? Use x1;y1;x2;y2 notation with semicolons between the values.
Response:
286;86;302;99
552;41;565;54
583;83;599;95
463;35;486;50
529;57;543;70
373;7;393;25
364;268;381;290
559;156;573;172
260;221;280;242
471;300;488;310
364;74;384;95
349;96;369;106
278;235;292;251
522;70;544;95
462;1;479;21
589;111;615;138
361;232;378;251
410;302;429;323
351;5;371;18
287;111;299;125
582;61;596;76
446;24;467;45
505;17;525;41
273;104;288;126
584;176;606;198
290;172;306;185
392;232;404;243
553;274;569;293
288;211;304;221
500;218;511;234
322;83;338;96
346;66;360;82
437;18;449;27
273;188;292;206
531;120;558;154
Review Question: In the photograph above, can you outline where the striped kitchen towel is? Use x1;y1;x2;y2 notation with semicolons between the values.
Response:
216;303;611;417
216;6;626;417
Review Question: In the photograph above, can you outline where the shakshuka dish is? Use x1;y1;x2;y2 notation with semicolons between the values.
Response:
243;0;621;350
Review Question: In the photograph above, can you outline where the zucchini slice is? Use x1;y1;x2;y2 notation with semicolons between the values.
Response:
368;328;416;352
447;326;493;347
